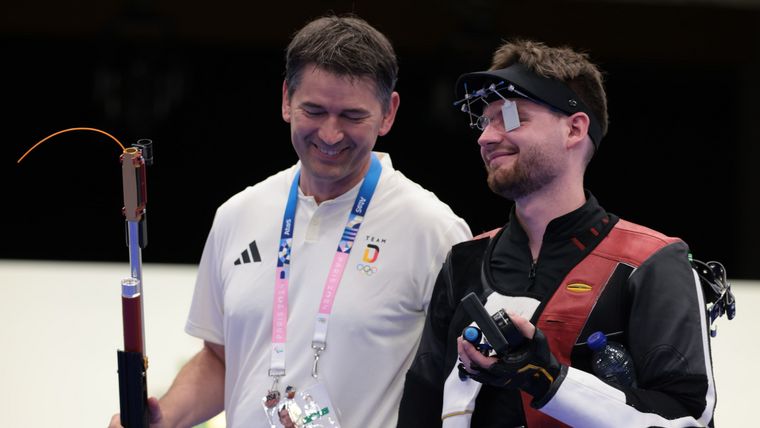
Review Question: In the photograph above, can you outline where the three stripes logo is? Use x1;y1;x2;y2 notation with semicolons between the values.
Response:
234;241;262;265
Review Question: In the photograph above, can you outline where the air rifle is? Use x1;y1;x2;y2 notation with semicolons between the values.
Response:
118;139;153;427
18;129;154;427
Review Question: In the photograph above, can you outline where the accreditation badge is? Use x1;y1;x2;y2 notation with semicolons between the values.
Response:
296;382;341;427
260;383;340;427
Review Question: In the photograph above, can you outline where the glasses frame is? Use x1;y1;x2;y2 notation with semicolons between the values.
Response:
455;81;563;132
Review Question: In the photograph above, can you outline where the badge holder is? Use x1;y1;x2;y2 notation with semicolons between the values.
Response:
289;346;342;427
260;348;341;428
261;383;341;427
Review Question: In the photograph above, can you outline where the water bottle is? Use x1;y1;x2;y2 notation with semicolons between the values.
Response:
587;331;637;387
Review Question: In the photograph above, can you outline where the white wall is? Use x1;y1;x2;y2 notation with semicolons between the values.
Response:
0;260;212;427
0;260;753;427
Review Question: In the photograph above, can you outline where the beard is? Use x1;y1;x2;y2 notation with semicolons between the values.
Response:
486;145;559;201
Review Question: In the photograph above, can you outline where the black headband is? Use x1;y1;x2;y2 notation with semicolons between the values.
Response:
455;63;603;149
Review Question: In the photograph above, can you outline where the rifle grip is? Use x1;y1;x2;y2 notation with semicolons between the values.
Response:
117;350;149;428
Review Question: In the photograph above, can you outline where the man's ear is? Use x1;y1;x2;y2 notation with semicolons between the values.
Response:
566;112;590;150
378;91;400;136
282;80;291;123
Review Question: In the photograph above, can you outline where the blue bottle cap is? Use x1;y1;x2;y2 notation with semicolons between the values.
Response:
463;326;482;344
587;331;608;351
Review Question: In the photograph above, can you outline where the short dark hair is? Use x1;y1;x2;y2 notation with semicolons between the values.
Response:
490;39;609;140
285;14;399;112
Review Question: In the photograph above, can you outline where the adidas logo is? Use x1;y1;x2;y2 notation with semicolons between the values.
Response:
234;241;262;265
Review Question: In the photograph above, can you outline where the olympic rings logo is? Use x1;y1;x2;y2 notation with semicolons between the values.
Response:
356;263;378;276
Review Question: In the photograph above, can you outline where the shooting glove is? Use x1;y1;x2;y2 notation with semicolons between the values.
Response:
467;327;563;405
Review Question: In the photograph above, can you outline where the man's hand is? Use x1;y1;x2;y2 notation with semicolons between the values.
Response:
108;396;164;428
108;341;225;427
458;313;562;404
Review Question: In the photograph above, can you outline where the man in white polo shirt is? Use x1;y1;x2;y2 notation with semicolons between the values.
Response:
110;13;471;428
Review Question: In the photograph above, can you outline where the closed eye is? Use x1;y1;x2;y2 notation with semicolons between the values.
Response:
302;108;325;117
299;102;326;117
343;112;370;122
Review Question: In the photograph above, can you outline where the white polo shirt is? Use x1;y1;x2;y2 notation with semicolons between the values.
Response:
186;153;471;428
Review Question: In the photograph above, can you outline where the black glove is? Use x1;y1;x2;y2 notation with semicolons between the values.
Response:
467;327;563;405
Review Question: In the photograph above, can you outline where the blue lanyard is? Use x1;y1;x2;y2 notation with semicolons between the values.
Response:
270;153;382;378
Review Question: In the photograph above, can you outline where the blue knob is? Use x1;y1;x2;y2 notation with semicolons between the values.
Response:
463;326;482;345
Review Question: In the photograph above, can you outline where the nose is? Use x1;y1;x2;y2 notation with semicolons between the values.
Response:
318;116;344;145
477;122;501;148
